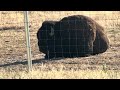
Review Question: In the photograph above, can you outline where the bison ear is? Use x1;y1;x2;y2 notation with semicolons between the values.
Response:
49;27;54;36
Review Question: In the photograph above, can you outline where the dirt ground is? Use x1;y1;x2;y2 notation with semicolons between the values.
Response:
0;11;120;71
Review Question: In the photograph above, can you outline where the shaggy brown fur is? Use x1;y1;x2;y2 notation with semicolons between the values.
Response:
37;15;109;59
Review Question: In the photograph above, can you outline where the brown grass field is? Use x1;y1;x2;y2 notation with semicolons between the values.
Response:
0;11;120;79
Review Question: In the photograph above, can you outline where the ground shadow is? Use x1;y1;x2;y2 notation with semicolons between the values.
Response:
0;57;65;67
0;59;45;67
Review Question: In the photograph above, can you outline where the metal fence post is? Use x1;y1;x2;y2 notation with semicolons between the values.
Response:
24;11;32;71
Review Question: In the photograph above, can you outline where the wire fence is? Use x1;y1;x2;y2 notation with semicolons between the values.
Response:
0;11;120;71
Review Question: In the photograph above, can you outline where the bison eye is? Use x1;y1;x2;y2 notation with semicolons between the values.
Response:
49;27;54;36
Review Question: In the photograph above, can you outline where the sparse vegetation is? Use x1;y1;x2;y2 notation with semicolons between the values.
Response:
0;11;120;79
0;69;120;79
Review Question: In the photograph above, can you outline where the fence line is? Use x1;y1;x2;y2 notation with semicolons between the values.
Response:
24;11;32;71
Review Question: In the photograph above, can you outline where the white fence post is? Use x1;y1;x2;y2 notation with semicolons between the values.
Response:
24;11;32;71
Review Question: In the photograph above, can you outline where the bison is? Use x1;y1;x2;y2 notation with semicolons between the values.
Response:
37;15;109;59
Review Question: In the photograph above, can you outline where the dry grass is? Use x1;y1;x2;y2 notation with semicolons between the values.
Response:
0;69;120;79
0;62;120;79
0;11;120;79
